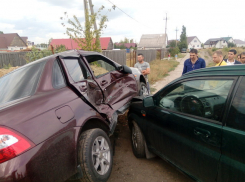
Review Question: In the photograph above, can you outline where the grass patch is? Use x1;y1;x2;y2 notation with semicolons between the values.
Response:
177;53;185;58
207;62;216;67
148;59;179;85
150;87;157;93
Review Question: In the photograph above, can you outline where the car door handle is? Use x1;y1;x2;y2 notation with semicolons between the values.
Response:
194;128;211;138
101;80;108;86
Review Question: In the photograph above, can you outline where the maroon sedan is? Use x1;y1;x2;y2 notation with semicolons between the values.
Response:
0;50;145;182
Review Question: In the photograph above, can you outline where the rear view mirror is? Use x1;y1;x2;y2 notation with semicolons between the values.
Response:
119;65;132;74
143;96;154;107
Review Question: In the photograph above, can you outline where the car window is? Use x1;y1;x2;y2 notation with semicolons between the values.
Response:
52;60;66;89
156;79;233;122
85;55;116;78
63;59;84;82
226;77;245;131
0;62;45;105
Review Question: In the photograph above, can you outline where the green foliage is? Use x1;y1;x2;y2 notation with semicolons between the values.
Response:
201;43;204;48
169;47;180;57
228;42;236;48
114;43;126;49
25;45;67;63
212;47;218;51
0;31;3;34
169;40;176;48
3;63;12;69
61;4;112;52
178;26;187;50
222;47;229;52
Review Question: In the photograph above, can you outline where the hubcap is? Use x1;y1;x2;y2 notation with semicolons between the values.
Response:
92;136;111;175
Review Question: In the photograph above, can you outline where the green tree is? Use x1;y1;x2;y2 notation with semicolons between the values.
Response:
61;4;112;52
169;40;176;48
178;25;187;50
228;42;236;48
0;31;3;34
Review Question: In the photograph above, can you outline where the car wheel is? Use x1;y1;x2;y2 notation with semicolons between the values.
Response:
131;121;145;158
139;82;149;96
78;129;112;182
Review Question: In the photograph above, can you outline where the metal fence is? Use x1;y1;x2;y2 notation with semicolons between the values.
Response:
0;52;27;68
102;50;126;65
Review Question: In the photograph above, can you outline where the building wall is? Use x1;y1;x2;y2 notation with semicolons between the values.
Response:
188;37;202;49
215;41;227;48
8;46;27;51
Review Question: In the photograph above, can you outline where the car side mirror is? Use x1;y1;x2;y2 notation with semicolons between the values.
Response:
143;96;154;107
119;65;132;74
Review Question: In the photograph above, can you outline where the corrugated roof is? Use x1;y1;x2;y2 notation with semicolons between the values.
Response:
50;37;112;50
138;34;166;48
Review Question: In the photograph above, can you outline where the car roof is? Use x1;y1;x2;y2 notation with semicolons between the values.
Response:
183;65;245;77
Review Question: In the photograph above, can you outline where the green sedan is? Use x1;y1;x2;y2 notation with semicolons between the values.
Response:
128;65;245;182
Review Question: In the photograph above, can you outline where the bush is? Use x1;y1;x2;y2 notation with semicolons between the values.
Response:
222;47;229;52
212;47;218;52
169;47;180;57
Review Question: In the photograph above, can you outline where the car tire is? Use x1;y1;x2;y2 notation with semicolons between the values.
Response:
131;121;146;158
139;82;149;96
78;129;113;182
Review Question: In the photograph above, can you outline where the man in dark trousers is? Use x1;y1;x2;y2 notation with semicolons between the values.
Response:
182;49;206;75
224;49;241;65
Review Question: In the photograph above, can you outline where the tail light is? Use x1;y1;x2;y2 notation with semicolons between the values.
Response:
0;127;35;164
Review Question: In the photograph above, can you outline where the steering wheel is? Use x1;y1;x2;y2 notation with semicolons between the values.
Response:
180;95;205;117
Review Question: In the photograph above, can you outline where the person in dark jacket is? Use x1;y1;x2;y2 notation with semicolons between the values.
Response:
182;49;206;75
240;52;245;64
224;49;241;65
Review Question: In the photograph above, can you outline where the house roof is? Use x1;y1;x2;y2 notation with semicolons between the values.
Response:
50;37;112;50
21;37;28;43
0;37;7;49
138;34;166;48
220;37;232;42
0;33;27;48
114;43;136;48
234;39;245;44
204;38;221;45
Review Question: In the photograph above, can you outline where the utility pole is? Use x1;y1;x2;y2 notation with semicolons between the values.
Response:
163;13;169;46
83;0;88;19
175;27;179;47
88;0;98;31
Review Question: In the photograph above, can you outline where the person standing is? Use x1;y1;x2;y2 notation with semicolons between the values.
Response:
175;54;178;60
168;53;170;60
240;52;245;64
182;49;206;75
212;51;227;66
224;49;241;65
134;53;151;91
237;54;241;63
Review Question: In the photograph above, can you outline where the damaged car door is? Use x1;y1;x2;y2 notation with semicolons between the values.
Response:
83;55;138;111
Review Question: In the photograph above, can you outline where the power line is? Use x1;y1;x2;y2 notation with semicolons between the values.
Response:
105;0;154;30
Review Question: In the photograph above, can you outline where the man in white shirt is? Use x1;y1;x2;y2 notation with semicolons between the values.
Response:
224;49;241;65
134;53;150;91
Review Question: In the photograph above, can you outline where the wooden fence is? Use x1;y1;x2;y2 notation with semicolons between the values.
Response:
102;50;126;65
0;49;167;69
0;52;27;68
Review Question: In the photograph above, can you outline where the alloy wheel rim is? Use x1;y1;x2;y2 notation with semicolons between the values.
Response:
132;126;137;148
92;136;111;175
141;85;149;96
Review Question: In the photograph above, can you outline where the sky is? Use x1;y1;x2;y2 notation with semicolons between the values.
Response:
1;0;244;44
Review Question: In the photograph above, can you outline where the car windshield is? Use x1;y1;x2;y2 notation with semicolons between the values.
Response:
0;62;45;105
